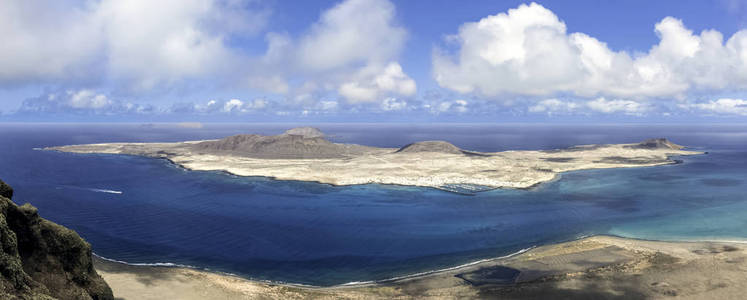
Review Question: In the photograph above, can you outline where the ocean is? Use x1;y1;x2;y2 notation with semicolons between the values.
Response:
0;123;745;286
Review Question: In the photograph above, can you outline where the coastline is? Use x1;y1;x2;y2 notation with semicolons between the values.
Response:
91;244;538;289
46;138;703;191
44;132;733;299
162;150;696;194
94;234;747;299
55;148;696;196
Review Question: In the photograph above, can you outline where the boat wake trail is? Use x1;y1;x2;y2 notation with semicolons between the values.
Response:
57;185;123;195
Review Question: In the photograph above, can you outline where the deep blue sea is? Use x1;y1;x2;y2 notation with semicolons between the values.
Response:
0;123;745;286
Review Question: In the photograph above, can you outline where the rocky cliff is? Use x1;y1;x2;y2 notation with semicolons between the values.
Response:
0;179;113;300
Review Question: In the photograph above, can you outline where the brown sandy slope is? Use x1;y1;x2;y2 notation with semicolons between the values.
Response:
95;236;747;300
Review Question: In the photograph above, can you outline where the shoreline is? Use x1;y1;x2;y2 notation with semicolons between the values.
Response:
92;244;538;289
92;233;746;289
46;134;703;190
46;143;703;193
94;234;747;299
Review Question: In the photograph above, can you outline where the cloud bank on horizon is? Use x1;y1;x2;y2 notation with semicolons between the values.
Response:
1;0;746;121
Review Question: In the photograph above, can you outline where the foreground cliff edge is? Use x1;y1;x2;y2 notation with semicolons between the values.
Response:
0;180;113;300
46;127;702;191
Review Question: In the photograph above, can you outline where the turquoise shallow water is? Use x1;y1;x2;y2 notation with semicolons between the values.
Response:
0;123;745;286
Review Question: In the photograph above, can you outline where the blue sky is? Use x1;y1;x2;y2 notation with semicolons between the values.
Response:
1;0;746;122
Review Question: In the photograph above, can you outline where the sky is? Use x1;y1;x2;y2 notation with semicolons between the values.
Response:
1;0;747;123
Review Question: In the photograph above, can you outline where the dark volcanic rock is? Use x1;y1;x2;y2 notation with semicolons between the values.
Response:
0;179;113;300
629;138;684;150
396;141;464;154
193;127;375;159
0;181;11;200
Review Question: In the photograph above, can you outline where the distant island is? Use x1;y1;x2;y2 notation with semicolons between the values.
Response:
47;127;701;191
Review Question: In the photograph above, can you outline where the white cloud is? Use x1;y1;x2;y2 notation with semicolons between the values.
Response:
528;99;578;115
373;63;417;96
0;0;415;109
202;100;221;112
171;98;270;114
433;2;747;100
380;97;407;111
427;99;468;114
297;0;405;71
338;62;416;102
0;2;101;84
18;90;152;114
681;98;747;115
69;90;112;109
338;83;378;103
586;97;651;115
527;97;652;116
220;98;268;113
0;0;267;89
223;99;244;112
260;0;416;104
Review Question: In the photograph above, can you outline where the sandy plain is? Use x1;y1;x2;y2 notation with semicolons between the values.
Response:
47;132;700;190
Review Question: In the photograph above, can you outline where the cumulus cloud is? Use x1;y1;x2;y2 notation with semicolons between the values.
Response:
0;0;269;90
299;100;342;116
169;96;341;117
1;0;415;111
433;2;747;100
96;0;269;90
18;90;152;114
423;99;469;114
338;62;416;102
527;97;652;116
255;0;416;104
297;0;405;72
380;97;408;111
69;90;112;109
681;98;747;115
172;98;269;114
528;99;578;115
586;98;652;115
196;100;222;113
223;99;245;112
0;2;101;85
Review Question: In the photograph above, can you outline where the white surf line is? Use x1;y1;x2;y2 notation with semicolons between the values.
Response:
340;246;536;287
93;253;319;288
95;255;198;269
95;246;537;289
